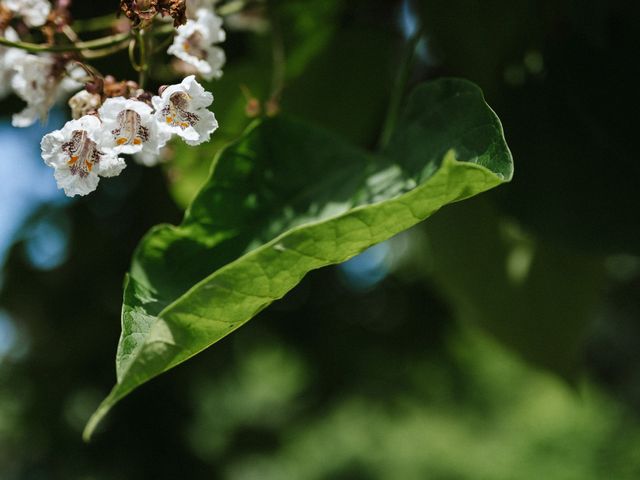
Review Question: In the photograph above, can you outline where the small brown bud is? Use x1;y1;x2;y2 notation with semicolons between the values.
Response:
245;98;261;118
265;98;280;117
85;76;104;95
103;75;140;98
136;91;153;107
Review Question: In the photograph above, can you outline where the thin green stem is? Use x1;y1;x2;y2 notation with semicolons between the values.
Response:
81;41;130;59
129;37;142;73
378;25;424;150
0;31;131;53
137;28;148;88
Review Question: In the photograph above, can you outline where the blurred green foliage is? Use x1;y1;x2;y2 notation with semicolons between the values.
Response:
1;0;639;478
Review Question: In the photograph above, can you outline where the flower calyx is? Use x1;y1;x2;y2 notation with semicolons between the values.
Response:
120;0;186;28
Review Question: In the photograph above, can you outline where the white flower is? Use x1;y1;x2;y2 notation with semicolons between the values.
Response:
167;8;225;80
0;27;26;99
40;115;125;197
152;75;218;146
11;54;84;127
68;89;102;119
4;0;51;27
98;97;171;163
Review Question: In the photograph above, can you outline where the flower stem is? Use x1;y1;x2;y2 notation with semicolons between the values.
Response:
137;28;149;88
81;41;130;59
0;31;131;53
378;25;424;150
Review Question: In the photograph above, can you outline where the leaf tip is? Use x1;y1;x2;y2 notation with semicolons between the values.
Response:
82;389;119;442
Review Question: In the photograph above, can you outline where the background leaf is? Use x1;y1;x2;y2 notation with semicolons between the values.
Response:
84;79;513;439
422;198;606;376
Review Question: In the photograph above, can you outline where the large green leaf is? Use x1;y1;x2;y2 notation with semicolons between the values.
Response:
84;79;513;439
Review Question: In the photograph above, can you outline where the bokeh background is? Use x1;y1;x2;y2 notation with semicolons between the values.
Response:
1;0;640;478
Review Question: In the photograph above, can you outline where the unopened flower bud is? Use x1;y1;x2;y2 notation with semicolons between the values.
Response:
136;90;153;104
245;98;261;118
103;76;140;98
68;90;102;119
265;98;280;117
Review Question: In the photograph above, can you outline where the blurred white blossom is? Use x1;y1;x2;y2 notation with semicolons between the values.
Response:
0;27;26;100
168;8;225;80
3;0;51;27
11;54;84;127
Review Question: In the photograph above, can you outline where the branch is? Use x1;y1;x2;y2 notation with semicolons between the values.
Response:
0;31;131;53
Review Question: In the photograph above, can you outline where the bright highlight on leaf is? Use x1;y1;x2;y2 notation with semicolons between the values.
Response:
84;78;514;440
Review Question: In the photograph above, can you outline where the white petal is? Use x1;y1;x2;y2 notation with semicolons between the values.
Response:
62;115;102;137
97;154;127;178
40;128;65;167
54;168;100;197
186;109;218;146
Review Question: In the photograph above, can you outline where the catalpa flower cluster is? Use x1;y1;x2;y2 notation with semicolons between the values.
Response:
0;0;230;196
42;76;217;196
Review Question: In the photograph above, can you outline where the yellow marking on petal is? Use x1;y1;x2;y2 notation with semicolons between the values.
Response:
180;122;189;128
183;42;190;51
116;137;128;145
133;138;142;145
68;155;79;165
166;116;173;124
86;161;93;172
